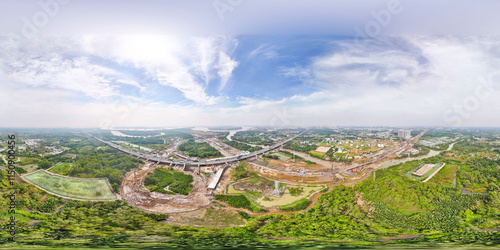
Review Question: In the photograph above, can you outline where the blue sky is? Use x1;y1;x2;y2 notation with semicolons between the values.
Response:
1;0;500;128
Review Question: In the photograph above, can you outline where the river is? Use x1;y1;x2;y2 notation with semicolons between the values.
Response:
226;127;251;141
192;126;251;141
372;149;441;169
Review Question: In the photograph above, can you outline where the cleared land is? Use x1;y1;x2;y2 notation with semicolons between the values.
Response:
23;170;117;200
404;163;444;181
413;164;435;176
315;146;331;153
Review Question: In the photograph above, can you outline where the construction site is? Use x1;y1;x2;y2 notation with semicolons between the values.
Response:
109;128;436;226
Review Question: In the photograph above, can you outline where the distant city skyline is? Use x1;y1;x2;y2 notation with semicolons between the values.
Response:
1;0;500;128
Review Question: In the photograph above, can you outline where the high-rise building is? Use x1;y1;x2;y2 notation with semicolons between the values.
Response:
398;129;411;139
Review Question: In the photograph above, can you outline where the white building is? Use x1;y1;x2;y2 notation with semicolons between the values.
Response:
398;129;411;139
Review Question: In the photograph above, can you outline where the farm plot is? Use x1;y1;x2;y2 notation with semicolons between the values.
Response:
23;170;117;200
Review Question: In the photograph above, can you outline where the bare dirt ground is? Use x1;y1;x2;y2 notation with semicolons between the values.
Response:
120;162;212;213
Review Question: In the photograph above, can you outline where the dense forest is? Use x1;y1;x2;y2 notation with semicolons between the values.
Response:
219;137;262;152
144;167;193;195
177;140;223;158
232;131;274;146
214;194;264;212
283;140;317;153
67;147;143;192
458;157;500;192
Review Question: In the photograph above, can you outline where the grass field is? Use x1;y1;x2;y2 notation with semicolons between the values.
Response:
23;170;117;200
254;160;277;168
334;152;348;157
427;164;458;187
269;152;291;161
309;150;325;158
49;163;72;175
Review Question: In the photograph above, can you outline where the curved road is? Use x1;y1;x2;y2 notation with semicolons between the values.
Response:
88;130;308;167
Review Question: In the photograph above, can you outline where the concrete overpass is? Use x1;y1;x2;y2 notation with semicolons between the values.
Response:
89;130;307;167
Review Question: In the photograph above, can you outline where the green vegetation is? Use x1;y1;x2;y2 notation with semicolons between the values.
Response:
262;153;279;160
18;157;39;166
257;186;368;240
451;140;492;154
178;139;223;158
278;198;310;211
23;170;117;200
232;131;274;146
458;157;500;192
144;167;193;195
175;207;246;227
220;138;262;152
3;128;500;248
309;150;325;158
49;162;72;175
15;166;27;174
427;163;459;187
230;162;257;181
284;140;317;153
37;159;54;169
67;147;143;192
359;159;452;211
288;186;304;196
93;129;194;151
404;163;444;181
214;194;264;212
146;213;168;221
372;194;480;232
115;130;164;137
281;150;316;165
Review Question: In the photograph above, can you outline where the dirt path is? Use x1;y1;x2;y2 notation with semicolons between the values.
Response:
120;162;212;214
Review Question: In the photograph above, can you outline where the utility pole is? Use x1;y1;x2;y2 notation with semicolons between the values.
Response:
373;170;376;182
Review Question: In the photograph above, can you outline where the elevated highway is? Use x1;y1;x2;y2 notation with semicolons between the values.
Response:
89;130;307;167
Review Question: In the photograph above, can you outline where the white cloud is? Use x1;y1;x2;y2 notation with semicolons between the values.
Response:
0;35;240;106
6;56;117;99
81;35;238;104
248;44;278;59
2;35;500;128
275;37;500;126
217;51;238;91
